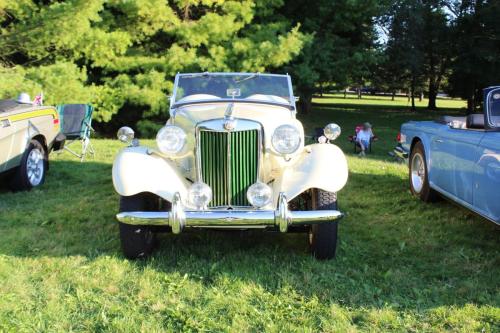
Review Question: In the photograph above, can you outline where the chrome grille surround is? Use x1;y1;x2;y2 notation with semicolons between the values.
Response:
195;118;263;208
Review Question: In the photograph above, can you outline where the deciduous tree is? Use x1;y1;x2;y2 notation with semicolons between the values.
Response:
447;0;500;113
282;0;381;114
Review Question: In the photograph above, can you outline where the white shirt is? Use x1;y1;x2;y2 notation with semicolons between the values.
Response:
357;129;373;142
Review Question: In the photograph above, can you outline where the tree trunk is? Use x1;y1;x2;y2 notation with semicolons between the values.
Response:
391;91;395;101
299;92;313;114
410;78;416;111
466;84;476;114
419;92;423;102
428;56;448;111
427;52;437;110
428;79;438;110
183;4;190;20
467;97;475;114
344;89;347;99
357;87;362;99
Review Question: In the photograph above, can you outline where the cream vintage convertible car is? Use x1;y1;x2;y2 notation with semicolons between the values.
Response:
0;94;65;190
112;73;348;260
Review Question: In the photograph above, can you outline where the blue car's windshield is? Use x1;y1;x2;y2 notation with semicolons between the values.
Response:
173;73;293;107
487;89;500;128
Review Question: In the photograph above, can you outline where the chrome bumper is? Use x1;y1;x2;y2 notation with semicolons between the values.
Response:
393;144;409;160
116;192;343;234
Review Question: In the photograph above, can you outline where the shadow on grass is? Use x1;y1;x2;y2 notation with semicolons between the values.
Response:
300;104;460;164
1;160;497;310
0;160;118;258
147;172;499;310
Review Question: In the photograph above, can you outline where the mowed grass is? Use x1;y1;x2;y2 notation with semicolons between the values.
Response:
316;93;467;111
0;96;498;332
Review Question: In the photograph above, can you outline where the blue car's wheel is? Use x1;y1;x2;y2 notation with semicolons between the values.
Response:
409;141;439;202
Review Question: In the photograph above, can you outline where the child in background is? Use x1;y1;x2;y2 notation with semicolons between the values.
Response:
356;122;373;157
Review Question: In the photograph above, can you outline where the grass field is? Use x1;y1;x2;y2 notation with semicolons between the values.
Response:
316;93;467;111
0;95;498;332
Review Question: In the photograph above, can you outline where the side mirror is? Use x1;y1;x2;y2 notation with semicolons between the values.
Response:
448;121;465;129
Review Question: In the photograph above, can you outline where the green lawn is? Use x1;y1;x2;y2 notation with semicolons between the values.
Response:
316;93;467;111
0;97;498;332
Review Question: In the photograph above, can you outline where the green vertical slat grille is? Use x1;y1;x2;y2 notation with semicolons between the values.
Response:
200;129;258;207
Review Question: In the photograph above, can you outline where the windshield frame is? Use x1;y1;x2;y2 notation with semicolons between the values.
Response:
170;72;296;111
485;86;500;130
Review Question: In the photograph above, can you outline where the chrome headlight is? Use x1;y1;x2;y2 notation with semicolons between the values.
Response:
271;124;301;154
247;182;272;208
324;123;341;141
156;125;186;155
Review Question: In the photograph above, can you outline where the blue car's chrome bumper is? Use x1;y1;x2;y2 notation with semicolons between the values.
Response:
116;192;343;234
393;144;409;160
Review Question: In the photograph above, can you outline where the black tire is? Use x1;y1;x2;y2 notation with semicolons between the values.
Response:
10;139;48;191
409;141;439;202
118;194;157;259
309;189;339;260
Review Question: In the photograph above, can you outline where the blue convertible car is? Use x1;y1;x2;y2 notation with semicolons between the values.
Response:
396;86;500;225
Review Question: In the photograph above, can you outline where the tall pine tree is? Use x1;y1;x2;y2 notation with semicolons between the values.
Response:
0;0;306;131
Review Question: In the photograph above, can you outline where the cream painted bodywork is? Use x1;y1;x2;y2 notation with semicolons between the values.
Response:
112;100;348;209
273;144;348;203
0;105;59;173
112;146;192;205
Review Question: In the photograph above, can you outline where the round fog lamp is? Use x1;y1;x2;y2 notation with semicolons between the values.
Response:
247;182;272;208
188;182;212;208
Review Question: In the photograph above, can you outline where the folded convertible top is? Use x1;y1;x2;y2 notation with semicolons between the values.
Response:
0;99;34;113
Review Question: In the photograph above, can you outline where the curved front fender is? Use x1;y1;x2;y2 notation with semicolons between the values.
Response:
274;143;348;203
112;146;191;204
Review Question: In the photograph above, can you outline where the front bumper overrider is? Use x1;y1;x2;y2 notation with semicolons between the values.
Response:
116;192;343;234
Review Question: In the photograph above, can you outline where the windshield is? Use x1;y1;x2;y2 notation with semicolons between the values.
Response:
173;73;294;108
486;87;500;128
